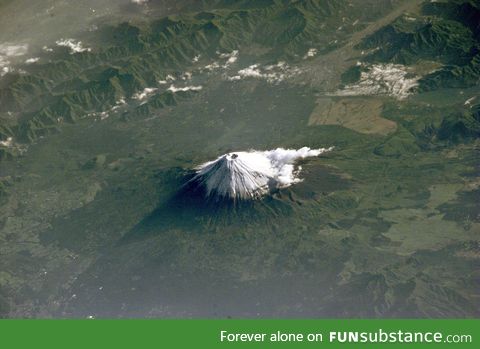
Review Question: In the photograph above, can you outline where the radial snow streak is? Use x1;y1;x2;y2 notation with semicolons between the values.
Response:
191;147;333;200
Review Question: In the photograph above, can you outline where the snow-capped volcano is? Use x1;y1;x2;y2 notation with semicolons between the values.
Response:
191;147;333;200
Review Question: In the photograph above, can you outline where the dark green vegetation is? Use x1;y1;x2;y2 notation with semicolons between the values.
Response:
0;0;479;318
0;0;392;149
358;0;480;90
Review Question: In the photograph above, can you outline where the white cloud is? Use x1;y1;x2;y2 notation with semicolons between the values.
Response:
0;137;13;148
182;72;192;80
192;147;333;200
333;64;419;100
56;39;91;54
228;61;300;84
132;87;158;101
0;136;28;154
0;43;28;57
25;57;40;64
86;99;127;120
220;50;238;65
0;43;28;77
158;74;176;84
167;85;203;93
203;51;239;71
303;48;317;59
464;96;476;107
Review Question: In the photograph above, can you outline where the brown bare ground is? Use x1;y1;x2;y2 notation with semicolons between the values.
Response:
308;97;397;135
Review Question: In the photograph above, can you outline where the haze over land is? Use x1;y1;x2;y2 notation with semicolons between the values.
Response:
0;0;479;318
